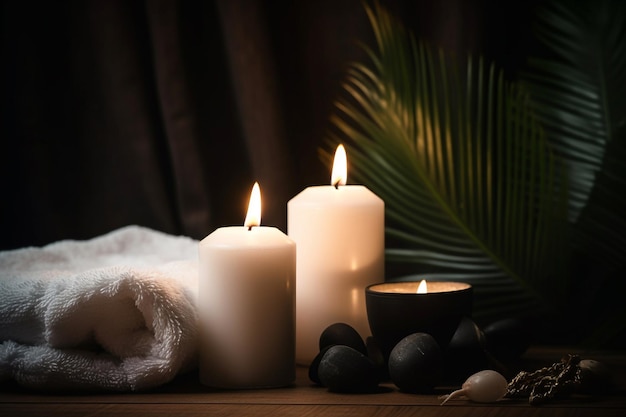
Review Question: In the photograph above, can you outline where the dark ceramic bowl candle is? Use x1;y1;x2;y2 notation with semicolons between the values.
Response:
365;281;472;358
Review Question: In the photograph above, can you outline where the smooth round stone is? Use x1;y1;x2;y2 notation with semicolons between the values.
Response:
388;332;443;393
444;317;488;382
318;345;380;393
483;317;533;362
366;336;387;380
319;322;367;355
579;359;612;394
308;345;332;385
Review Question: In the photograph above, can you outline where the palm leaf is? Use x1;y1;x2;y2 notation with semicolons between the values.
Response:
523;0;626;267
324;2;569;324
521;0;626;344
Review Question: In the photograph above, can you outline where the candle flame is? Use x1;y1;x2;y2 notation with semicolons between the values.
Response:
331;144;347;188
417;279;428;294
244;182;261;230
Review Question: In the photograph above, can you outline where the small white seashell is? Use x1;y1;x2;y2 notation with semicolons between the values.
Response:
440;370;508;405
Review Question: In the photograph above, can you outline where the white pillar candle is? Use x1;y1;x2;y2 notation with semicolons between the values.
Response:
198;182;296;388
288;145;385;364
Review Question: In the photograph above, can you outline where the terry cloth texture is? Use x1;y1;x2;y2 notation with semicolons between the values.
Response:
0;225;199;391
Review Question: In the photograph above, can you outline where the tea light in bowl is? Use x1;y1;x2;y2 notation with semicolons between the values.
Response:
365;280;472;358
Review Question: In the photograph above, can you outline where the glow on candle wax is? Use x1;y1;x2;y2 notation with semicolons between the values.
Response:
417;279;428;294
198;181;296;388
369;281;471;294
287;144;385;364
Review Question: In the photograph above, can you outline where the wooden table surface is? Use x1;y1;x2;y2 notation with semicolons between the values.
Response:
2;347;625;417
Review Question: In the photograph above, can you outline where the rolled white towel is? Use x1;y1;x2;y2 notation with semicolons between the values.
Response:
0;225;199;391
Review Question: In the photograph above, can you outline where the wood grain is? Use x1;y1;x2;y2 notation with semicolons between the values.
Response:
1;347;625;417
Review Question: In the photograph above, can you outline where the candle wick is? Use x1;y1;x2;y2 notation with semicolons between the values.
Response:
248;226;253;231
333;181;340;189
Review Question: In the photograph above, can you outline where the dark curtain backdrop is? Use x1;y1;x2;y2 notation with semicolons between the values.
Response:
1;0;537;251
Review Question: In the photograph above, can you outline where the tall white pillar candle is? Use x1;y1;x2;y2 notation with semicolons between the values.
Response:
199;183;296;388
288;145;384;364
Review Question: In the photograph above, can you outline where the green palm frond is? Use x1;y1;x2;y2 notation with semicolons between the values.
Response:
324;2;569;324
522;0;626;270
521;0;626;345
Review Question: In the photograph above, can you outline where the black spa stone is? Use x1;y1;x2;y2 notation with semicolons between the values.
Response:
366;336;387;380
444;317;488;383
317;345;380;393
308;345;332;384
388;332;443;393
319;322;367;355
483;317;533;362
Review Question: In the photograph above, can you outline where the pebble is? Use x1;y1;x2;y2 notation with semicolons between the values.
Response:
444;317;488;382
388;332;443;393
309;345;332;385
483;317;532;362
319;322;367;355
317;345;380;393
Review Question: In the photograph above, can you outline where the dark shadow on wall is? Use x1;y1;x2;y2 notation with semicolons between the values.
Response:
0;0;539;249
